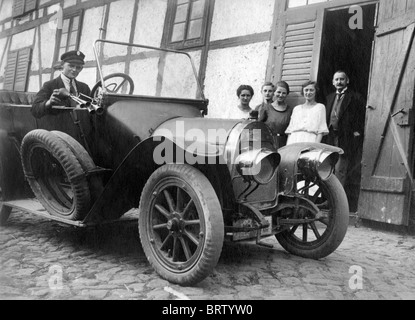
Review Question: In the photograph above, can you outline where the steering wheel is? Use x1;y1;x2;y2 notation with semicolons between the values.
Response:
91;73;135;98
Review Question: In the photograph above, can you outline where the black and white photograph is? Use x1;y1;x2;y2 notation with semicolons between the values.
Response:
0;0;414;304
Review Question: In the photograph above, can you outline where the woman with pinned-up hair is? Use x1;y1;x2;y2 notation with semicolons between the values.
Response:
258;81;293;148
285;81;329;145
229;84;255;119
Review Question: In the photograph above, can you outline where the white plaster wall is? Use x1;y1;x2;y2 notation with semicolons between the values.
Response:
76;67;98;88
130;57;159;96
63;0;77;9
105;0;135;57
79;6;106;62
31;28;40;71
28;75;40;92
133;0;167;47
161;50;201;99
203;41;270;119
10;29;35;50
210;0;274;41
102;62;126;78
40;22;57;69
0;0;12;21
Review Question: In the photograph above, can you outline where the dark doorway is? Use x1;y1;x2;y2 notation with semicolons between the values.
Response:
317;4;377;212
317;4;377;102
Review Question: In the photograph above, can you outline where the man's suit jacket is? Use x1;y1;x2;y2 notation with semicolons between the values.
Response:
31;75;91;118
324;90;366;157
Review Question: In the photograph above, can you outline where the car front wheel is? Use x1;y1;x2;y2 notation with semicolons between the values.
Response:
276;175;349;259
138;164;224;286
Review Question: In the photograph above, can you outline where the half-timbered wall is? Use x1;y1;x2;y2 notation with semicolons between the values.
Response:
0;0;275;118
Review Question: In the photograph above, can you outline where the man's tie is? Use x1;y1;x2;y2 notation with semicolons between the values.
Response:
69;79;77;96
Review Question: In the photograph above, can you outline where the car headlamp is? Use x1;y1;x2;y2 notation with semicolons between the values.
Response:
297;149;339;181
236;148;280;185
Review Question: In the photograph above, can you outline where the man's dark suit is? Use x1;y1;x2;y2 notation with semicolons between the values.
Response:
325;90;366;157
31;75;91;119
324;89;366;211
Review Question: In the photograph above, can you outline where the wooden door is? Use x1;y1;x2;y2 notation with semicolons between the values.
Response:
359;0;415;226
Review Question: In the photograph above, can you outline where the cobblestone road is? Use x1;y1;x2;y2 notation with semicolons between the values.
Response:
1;209;414;300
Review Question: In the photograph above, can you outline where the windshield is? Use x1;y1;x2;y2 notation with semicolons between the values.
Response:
93;39;204;100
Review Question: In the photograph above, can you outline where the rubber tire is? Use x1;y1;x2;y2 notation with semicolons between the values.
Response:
21;129;91;221
276;175;349;259
139;164;224;286
0;152;11;226
51;131;103;201
0;204;11;226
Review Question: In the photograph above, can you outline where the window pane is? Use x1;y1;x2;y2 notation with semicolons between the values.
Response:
177;0;188;4
62;19;70;33
69;31;77;46
187;19;202;39
171;22;185;42
175;4;189;23
72;16;79;31
191;0;205;20
60;33;68;47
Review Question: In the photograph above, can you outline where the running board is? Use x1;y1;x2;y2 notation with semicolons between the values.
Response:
3;198;138;227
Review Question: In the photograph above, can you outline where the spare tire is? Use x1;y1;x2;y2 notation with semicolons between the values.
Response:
51;131;104;202
21;129;91;221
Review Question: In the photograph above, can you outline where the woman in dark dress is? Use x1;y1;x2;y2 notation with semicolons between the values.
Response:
258;81;292;148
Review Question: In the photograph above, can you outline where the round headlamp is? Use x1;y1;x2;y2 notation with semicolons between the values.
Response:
236;149;280;184
298;150;339;181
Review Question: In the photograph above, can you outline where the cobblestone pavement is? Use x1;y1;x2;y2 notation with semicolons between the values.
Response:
0;209;414;300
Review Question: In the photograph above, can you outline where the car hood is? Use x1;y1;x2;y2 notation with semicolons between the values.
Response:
152;118;243;156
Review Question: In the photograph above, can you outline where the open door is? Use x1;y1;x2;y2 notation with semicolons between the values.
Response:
359;0;415;226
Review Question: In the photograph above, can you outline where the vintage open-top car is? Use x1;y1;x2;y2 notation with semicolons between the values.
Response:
0;40;349;286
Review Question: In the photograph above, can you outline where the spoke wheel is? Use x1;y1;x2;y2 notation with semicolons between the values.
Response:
276;175;349;259
139;164;224;286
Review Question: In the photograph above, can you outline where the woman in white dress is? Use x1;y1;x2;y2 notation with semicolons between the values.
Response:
285;81;329;144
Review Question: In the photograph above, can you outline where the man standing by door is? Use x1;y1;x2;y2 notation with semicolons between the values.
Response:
325;71;366;209
31;50;91;118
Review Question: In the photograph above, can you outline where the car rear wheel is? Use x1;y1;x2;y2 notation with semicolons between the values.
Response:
21;130;91;221
139;164;224;286
276;175;349;259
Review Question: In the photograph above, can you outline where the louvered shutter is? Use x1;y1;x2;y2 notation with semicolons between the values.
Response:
12;0;25;18
3;52;18;91
271;7;323;106
3;48;32;92
14;48;32;92
25;0;37;12
281;20;316;95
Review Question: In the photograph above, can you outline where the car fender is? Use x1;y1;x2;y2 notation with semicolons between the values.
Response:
278;142;343;194
82;135;231;224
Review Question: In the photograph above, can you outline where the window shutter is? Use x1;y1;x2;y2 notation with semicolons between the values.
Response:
12;0;25;18
14;48;32;92
280;20;316;96
25;0;37;12
3;52;18;91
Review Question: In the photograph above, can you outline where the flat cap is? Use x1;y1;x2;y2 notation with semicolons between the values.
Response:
60;50;85;64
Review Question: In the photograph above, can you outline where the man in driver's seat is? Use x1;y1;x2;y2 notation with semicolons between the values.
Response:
31;50;91;118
